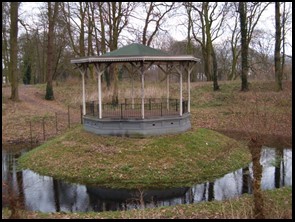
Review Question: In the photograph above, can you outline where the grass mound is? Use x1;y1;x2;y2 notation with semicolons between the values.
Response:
18;126;251;189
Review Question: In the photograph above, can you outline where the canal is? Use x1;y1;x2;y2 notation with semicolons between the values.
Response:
2;146;292;213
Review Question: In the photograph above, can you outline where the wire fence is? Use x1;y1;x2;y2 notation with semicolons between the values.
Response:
4;99;189;146
3;105;82;147
85;98;188;119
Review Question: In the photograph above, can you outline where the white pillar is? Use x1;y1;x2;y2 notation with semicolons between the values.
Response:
179;71;183;117
94;64;103;119
166;74;170;111
98;72;102;119
96;66;99;114
141;63;145;119
131;75;134;109
82;69;86;115
188;69;191;113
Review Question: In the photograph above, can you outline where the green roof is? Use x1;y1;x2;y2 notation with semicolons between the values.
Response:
101;43;169;57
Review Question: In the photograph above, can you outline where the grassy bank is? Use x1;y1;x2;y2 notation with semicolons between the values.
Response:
2;187;292;219
18;126;250;189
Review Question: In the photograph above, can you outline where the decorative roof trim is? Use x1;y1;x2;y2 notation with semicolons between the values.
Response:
71;55;200;64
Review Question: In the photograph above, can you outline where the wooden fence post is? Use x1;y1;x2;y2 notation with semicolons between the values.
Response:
55;112;58;134
30;121;32;148
43;117;45;141
68;105;70;129
80;105;83;124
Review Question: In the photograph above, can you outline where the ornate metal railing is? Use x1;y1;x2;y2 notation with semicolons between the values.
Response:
85;98;188;119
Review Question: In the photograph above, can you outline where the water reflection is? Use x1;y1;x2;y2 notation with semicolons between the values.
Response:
1;147;292;213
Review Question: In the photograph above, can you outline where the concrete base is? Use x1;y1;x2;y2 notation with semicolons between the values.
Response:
83;113;191;137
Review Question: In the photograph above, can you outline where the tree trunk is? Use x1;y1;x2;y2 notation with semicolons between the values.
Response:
2;3;10;85
204;3;212;82
281;2;286;80
229;48;239;80
205;50;212;81
87;2;94;57
9;2;19;101
110;2;120;102
45;2;59;100
212;47;220;91
274;2;282;91
79;2;86;57
239;2;249;91
97;2;109;87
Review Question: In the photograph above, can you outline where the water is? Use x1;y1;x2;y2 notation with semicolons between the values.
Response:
2;146;292;213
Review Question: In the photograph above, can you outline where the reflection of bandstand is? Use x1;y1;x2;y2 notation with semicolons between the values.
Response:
71;43;199;137
86;185;190;202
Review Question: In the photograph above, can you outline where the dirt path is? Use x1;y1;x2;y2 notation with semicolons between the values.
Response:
3;85;69;114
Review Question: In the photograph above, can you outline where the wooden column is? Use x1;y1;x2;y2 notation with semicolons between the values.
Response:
167;73;170;111
157;64;171;111
78;66;87;116
187;62;196;113
180;70;183;116
98;69;102;119
131;74;134;109
175;64;183;116
94;63;110;119
187;65;191;113
82;72;86;115
128;62;142;110
141;62;145;119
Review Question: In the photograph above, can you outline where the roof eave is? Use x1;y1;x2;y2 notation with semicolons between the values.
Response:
71;56;200;64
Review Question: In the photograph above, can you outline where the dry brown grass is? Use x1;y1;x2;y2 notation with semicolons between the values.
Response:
2;79;292;147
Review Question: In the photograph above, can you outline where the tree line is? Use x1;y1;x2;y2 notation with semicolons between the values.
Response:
2;2;292;101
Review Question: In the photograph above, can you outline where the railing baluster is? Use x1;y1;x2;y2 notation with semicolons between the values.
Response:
83;98;185;119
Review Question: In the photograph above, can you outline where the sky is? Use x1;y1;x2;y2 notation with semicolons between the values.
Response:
19;2;292;56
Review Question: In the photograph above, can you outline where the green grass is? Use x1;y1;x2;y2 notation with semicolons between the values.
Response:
18;126;251;189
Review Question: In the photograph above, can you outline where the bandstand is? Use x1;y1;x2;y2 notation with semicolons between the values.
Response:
71;43;199;137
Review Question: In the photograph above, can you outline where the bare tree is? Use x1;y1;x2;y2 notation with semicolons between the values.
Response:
2;2;10;85
227;2;241;81
238;2;270;91
9;2;19;101
249;29;274;80
186;2;228;91
215;42;232;80
274;2;282;91
239;2;249;91
97;2;136;104
280;2;292;80
61;2;87;57
86;2;94;57
45;2;59;100
139;2;175;46
185;2;193;55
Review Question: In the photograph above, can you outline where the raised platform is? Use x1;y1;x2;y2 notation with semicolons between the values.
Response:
83;113;191;137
